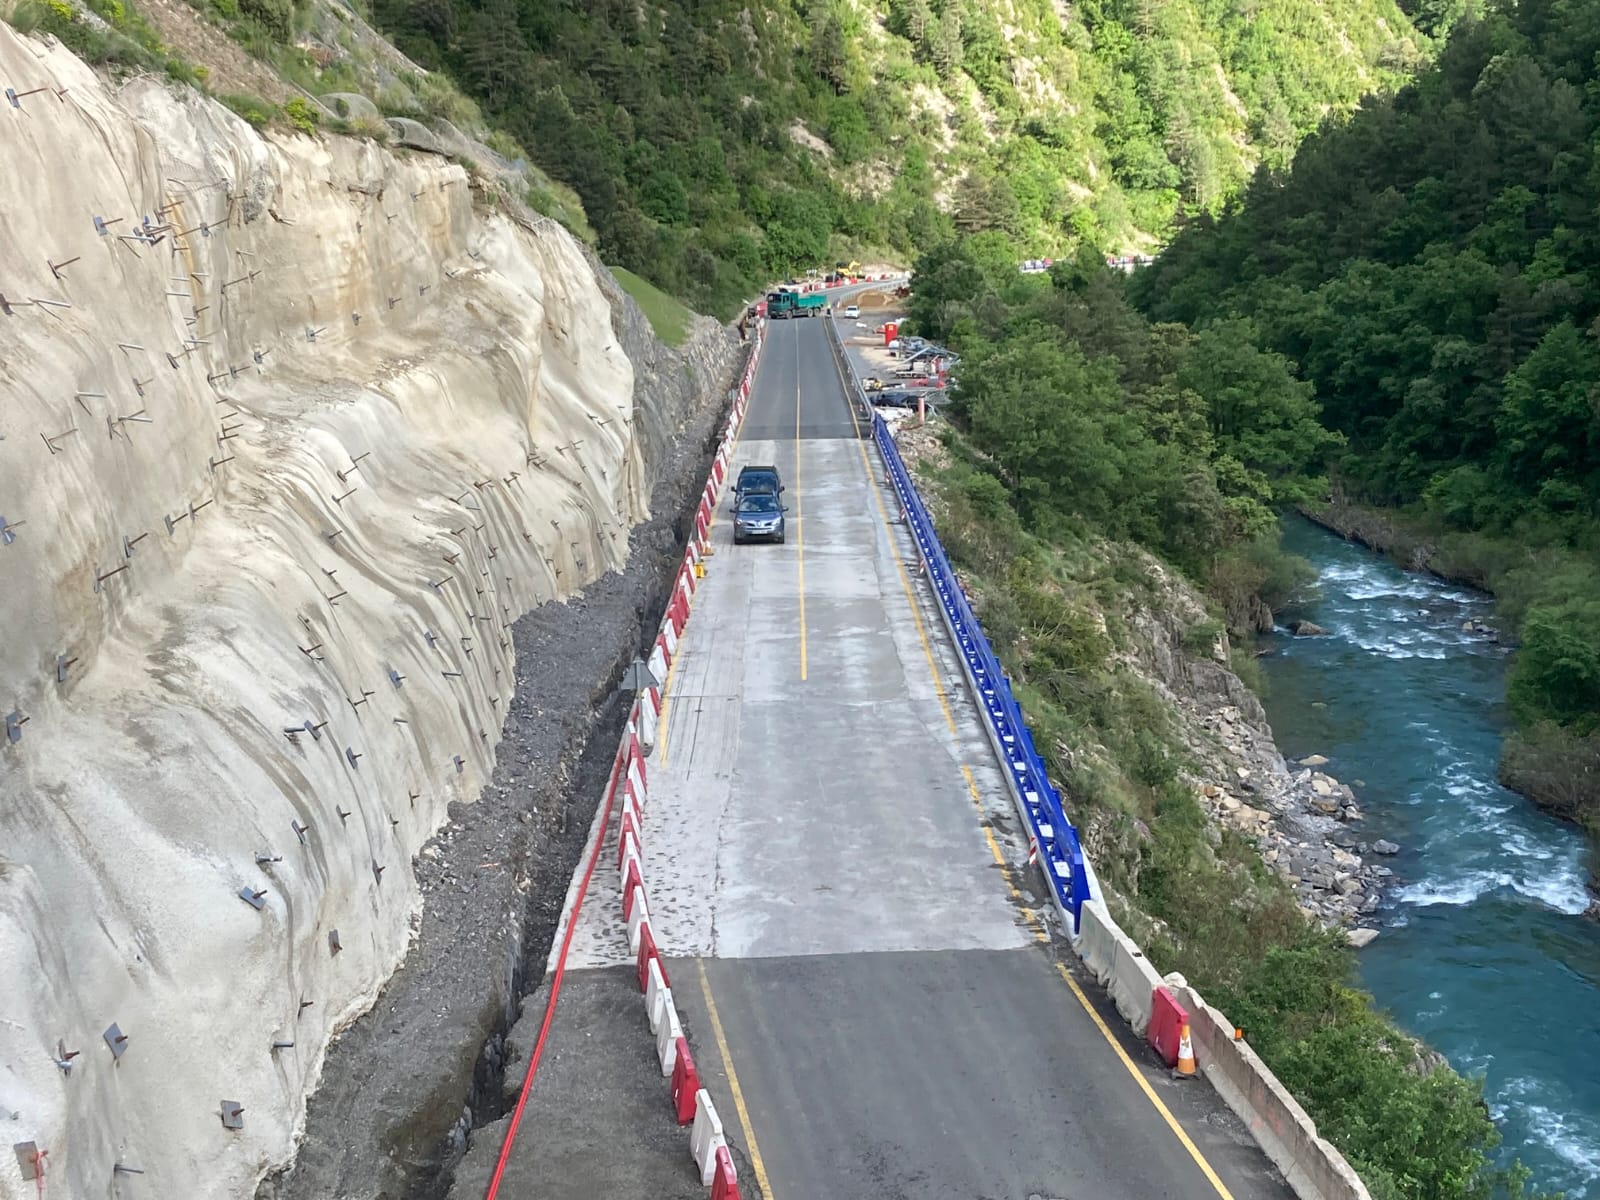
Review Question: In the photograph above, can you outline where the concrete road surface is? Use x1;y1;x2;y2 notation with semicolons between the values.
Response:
460;314;1293;1200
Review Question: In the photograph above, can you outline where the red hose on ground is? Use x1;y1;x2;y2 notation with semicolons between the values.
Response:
484;715;632;1199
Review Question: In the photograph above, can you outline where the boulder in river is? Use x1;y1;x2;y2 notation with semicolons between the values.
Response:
1372;839;1400;855
1299;754;1330;766
1289;620;1329;636
1347;928;1380;949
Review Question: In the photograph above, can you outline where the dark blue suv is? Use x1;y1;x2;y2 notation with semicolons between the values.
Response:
733;492;786;544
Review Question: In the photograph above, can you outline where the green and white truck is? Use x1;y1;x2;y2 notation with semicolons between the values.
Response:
766;289;827;319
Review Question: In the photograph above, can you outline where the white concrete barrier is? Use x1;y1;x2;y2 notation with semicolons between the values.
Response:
655;1000;684;1077
1073;898;1118;980
1074;899;1370;1200
1176;984;1372;1200
690;1089;729;1185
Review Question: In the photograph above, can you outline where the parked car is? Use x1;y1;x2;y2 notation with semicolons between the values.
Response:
842;304;860;319
733;492;786;544
733;464;783;510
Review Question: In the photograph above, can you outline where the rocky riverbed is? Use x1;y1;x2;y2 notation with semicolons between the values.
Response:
1190;703;1393;942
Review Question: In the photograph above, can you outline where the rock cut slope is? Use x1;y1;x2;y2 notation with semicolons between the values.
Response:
0;24;731;1199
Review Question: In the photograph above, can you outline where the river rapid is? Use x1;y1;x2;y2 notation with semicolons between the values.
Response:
1260;518;1600;1197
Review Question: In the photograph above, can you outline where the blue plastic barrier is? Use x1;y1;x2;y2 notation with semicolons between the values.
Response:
872;414;1094;931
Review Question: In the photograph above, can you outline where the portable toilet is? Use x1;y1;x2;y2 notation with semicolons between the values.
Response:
883;321;899;346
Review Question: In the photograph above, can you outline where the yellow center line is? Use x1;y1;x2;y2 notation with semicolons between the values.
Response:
696;958;776;1198
795;332;807;682
1053;961;1237;1200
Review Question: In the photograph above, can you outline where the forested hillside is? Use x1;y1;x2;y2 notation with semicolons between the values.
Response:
371;0;1430;315
1132;0;1600;826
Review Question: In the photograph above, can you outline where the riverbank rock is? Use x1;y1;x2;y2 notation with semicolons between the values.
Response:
1289;619;1328;636
1373;839;1400;855
1347;928;1380;949
1066;541;1395;938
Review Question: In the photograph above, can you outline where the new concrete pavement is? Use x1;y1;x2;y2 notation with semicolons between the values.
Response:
452;313;1294;1200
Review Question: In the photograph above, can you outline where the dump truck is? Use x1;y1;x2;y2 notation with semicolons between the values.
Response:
766;290;827;319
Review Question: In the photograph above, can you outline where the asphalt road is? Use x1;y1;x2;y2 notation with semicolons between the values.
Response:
738;311;862;441
465;310;1294;1200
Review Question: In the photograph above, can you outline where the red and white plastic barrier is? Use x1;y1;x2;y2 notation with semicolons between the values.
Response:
671;1037;701;1124
487;322;766;1200
578;320;765;1200
690;1090;730;1185
710;1146;742;1200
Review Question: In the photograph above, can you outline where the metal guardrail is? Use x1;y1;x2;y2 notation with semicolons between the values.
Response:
824;306;1094;930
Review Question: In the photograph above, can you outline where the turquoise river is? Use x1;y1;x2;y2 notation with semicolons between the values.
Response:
1260;518;1600;1198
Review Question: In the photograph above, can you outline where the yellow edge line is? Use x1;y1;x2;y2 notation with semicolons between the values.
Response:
844;350;1047;947
961;765;1048;944
795;332;807;682
841;323;1236;1200
696;958;776;1198
655;648;684;768
1054;961;1237;1200
793;334;806;681
852;438;958;738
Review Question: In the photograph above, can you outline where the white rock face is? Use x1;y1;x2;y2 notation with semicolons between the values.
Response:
0;26;675;1199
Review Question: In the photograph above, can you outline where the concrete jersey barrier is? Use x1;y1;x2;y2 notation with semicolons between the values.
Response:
1177;983;1371;1200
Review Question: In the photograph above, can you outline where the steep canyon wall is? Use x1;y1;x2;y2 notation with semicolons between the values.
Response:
0;26;732;1198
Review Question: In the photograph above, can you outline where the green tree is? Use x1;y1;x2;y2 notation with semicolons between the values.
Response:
1494;321;1600;503
1177;319;1342;503
1508;597;1600;730
927;4;963;78
809;4;849;93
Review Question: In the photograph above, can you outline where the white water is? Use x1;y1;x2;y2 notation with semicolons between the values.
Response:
1264;520;1600;1198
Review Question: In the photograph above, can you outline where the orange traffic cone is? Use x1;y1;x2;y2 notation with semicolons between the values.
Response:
1174;1021;1197;1078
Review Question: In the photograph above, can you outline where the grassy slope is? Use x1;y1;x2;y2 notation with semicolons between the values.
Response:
609;266;696;347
